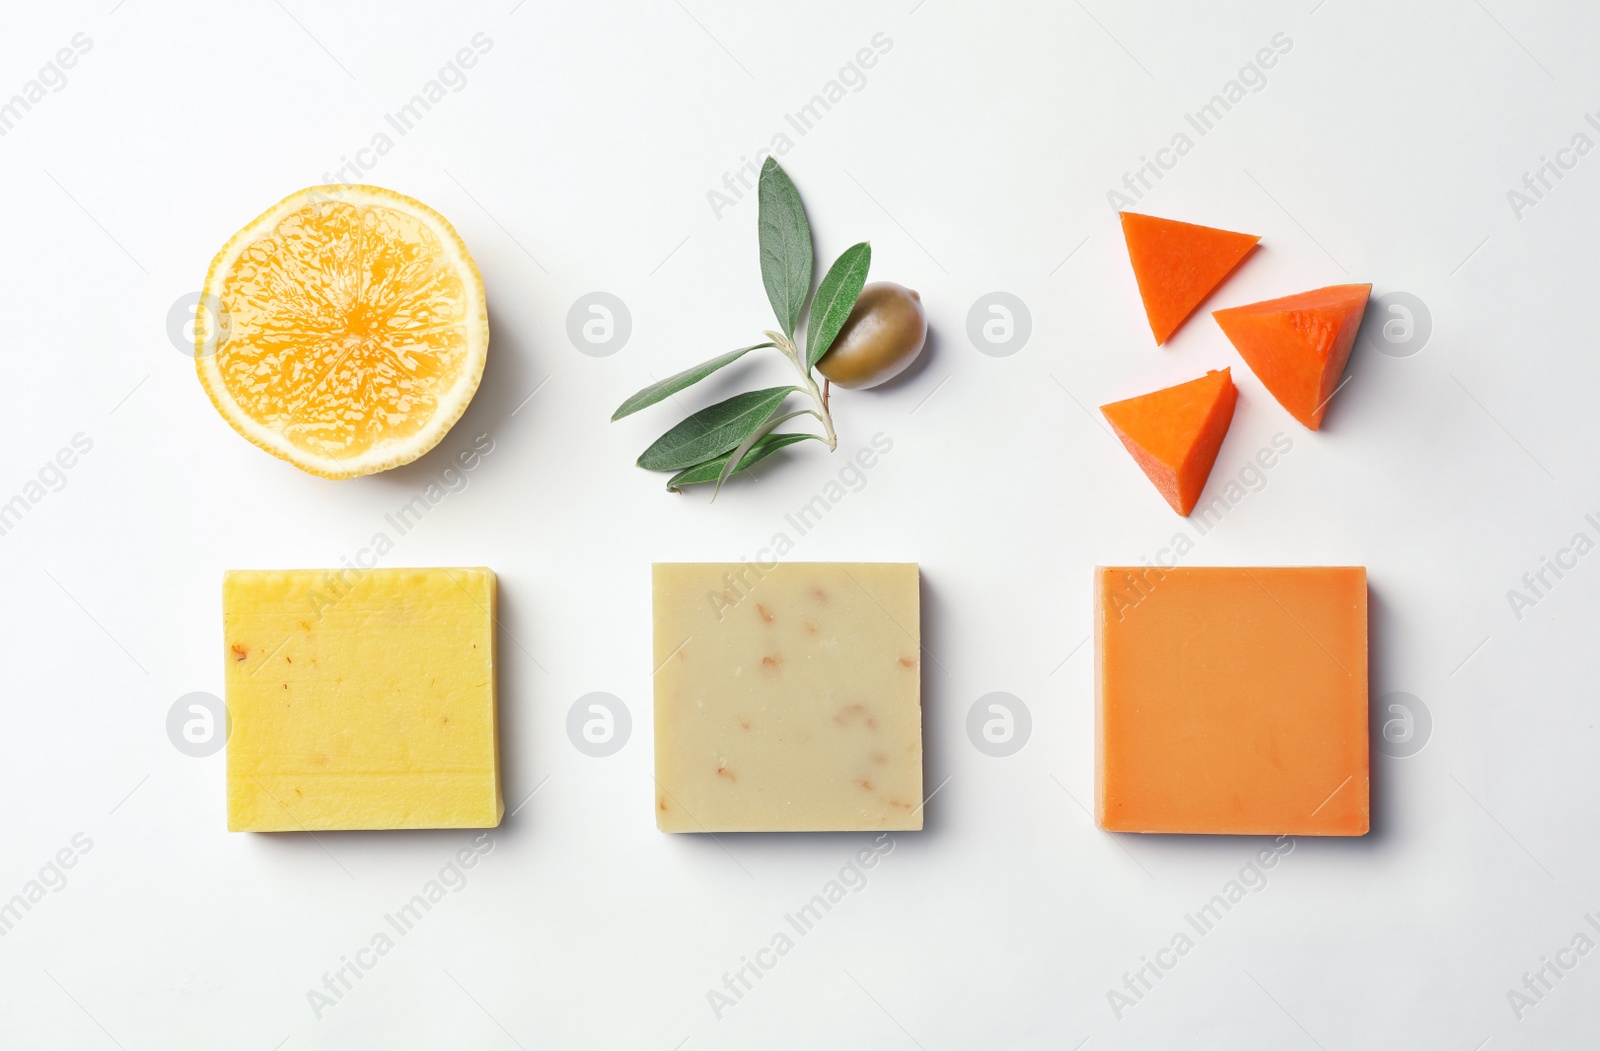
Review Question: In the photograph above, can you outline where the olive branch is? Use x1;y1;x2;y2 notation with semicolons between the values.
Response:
611;158;869;495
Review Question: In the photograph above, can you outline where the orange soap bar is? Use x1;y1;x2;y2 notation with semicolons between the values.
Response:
1095;566;1369;836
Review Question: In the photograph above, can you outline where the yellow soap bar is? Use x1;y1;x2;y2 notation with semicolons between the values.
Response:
653;562;924;833
224;567;503;832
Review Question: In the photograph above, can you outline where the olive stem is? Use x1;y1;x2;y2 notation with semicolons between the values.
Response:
766;330;838;452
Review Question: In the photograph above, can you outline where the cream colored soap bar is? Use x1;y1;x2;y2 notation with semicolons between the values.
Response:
653;562;923;833
224;567;503;832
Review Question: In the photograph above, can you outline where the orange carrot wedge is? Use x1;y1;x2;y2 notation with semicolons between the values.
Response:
1101;368;1238;516
1213;284;1371;430
1120;213;1260;345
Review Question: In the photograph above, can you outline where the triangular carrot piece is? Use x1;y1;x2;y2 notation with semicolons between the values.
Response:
1213;284;1371;430
1121;213;1260;345
1101;368;1238;516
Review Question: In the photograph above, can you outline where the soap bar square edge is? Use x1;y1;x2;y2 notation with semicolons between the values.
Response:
223;566;503;833
1094;565;1369;837
652;562;924;834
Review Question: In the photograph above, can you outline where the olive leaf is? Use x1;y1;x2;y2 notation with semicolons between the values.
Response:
611;342;774;421
665;432;819;491
713;408;822;496
757;158;813;340
805;241;871;369
616;159;865;497
636;386;797;471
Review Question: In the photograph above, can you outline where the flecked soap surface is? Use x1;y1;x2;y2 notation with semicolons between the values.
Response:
224;567;502;832
653;562;923;833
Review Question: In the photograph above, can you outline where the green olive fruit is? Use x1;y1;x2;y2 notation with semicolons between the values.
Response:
816;281;927;390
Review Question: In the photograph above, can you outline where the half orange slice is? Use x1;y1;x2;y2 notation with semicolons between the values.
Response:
196;185;488;478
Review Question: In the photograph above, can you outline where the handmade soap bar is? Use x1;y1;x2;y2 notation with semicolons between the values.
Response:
1095;566;1368;835
653;562;923;832
224;567;502;832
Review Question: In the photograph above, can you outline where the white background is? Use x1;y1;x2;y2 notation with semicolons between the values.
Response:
1;1;1597;1048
